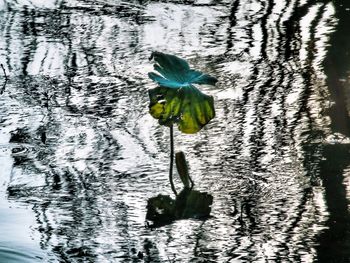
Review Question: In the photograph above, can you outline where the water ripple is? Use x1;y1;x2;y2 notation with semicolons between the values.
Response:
0;0;343;262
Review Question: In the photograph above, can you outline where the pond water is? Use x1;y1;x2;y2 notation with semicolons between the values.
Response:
1;0;350;262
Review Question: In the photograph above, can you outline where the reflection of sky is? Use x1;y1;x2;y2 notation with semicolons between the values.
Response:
0;155;49;262
143;3;227;56
0;95;48;261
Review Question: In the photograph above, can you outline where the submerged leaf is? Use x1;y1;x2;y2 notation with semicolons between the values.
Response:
148;52;217;134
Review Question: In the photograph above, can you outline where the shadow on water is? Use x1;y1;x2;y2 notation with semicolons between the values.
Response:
146;188;213;228
317;144;350;262
0;0;349;262
316;0;350;261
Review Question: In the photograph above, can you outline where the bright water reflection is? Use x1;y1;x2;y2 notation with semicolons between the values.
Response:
0;0;347;262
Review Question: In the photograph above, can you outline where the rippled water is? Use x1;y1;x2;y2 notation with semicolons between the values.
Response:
1;0;350;262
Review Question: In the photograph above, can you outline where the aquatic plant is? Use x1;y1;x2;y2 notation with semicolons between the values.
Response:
148;51;217;195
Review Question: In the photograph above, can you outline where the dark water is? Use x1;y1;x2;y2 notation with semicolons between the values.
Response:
0;0;350;262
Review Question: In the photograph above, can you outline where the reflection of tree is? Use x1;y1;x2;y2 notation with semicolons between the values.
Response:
204;0;334;261
1;63;8;94
0;78;7;94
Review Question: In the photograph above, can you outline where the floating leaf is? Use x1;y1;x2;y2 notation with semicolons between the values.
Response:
148;52;217;134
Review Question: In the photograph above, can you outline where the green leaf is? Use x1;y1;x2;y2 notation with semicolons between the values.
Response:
148;52;217;88
148;52;216;134
148;85;215;134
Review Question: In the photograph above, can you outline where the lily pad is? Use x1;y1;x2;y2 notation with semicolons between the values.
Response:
148;52;217;134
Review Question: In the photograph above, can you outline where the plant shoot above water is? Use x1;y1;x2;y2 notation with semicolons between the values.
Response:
148;52;217;196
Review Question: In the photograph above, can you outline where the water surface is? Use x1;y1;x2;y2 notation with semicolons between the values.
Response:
0;0;349;262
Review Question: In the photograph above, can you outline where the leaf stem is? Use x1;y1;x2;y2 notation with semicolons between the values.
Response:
169;125;177;196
